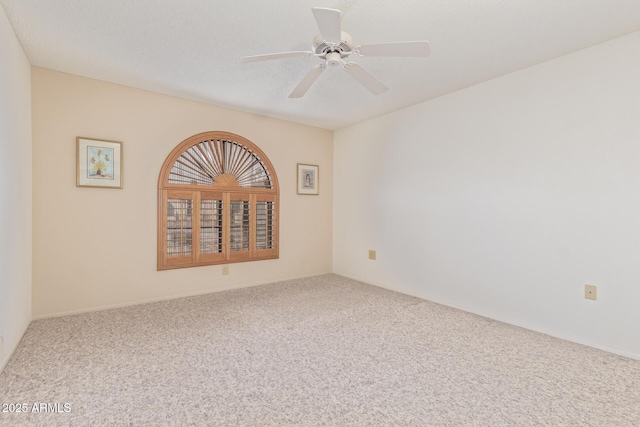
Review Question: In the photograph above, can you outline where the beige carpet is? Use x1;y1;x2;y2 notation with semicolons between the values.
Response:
1;274;639;426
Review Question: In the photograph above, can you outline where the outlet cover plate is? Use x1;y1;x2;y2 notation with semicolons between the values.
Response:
368;250;376;260
585;284;597;300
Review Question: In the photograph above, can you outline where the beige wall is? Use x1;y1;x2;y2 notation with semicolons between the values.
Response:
32;67;333;318
0;4;32;371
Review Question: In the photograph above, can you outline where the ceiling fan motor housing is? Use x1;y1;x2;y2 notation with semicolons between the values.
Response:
313;31;354;64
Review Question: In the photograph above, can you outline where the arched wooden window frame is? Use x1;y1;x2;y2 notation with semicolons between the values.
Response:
158;131;279;270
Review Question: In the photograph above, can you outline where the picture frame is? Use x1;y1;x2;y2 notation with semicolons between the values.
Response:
76;137;123;188
297;163;319;195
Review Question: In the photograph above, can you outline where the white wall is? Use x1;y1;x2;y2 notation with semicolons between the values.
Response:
334;31;640;359
0;4;32;372
32;68;333;318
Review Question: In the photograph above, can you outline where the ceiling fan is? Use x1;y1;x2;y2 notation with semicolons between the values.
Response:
240;7;430;98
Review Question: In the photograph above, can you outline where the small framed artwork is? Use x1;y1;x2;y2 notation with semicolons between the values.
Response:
297;163;319;195
76;137;123;188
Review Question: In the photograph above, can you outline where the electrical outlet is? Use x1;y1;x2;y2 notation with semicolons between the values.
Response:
585;284;597;301
369;250;376;260
222;265;229;275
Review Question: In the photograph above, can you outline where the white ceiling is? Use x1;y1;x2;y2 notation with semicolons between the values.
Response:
2;0;640;130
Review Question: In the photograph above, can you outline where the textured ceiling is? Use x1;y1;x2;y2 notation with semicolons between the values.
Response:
2;0;640;130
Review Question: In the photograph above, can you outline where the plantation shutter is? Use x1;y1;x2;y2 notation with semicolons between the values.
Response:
158;132;279;270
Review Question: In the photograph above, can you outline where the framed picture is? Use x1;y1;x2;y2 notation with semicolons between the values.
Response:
297;163;319;195
76;137;123;188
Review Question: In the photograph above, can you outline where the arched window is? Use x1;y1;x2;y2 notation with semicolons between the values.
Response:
158;131;279;270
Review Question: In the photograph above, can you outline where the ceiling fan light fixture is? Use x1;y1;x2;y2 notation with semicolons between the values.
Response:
240;7;430;97
326;51;342;66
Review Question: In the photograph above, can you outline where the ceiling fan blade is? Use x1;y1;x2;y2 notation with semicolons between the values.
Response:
289;65;325;98
240;51;312;63
312;7;342;44
357;41;430;57
344;63;388;95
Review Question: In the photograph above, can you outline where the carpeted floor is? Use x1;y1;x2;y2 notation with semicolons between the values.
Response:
1;274;639;426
